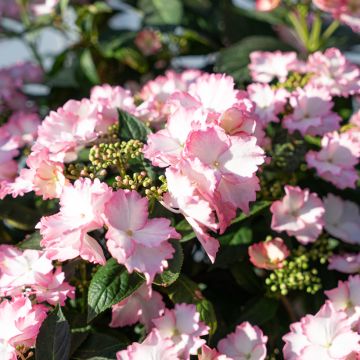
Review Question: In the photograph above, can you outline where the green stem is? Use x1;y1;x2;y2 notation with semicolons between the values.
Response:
321;20;340;43
308;12;322;52
288;11;309;48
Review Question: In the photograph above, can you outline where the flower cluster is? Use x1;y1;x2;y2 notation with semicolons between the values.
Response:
144;73;265;261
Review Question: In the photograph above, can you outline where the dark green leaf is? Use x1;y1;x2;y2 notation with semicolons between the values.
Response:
80;49;100;84
113;48;148;73
153;240;183;286
230;261;262;293
164;275;217;334
87;258;144;322
236;297;278;326
36;306;71;360
0;199;40;231
72;333;127;360
140;0;183;25
17;231;42;250
118;109;151;142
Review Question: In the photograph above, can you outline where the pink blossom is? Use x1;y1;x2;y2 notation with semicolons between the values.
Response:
323;194;360;245
307;48;360;97
256;0;281;11
143;107;204;168
312;0;360;33
283;86;341;136
249;51;298;83
31;0;59;15
1;149;68;200
110;284;164;331
153;303;209;358
270;186;325;244
164;164;220;262
198;345;231;360
326;276;360;329
350;109;360;128
0;0;20;18
7;62;43;84
247;83;288;125
35;99;99;162
329;253;360;274
116;329;179;360
135;29;162;56
249;237;289;270
104;189;180;283
283;301;360;359
90;84;135;132
187;73;240;115
0;248;53;295
32;268;75;306
0;131;18;182
217;322;268;360
306;132;359;189
38;178;112;264
137;70;201;123
0;296;48;360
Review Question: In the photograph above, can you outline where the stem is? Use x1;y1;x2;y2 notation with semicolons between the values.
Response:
280;295;297;323
288;11;309;48
308;12;322;52
321;20;340;43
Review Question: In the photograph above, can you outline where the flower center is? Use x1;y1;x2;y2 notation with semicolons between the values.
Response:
126;229;133;236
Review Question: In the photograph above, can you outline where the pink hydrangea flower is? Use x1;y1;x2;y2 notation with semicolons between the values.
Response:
249;51;298;83
325;275;360;330
38;178;112;264
117;329;178;360
0;247;53;295
7;62;43;84
283;86;341;136
135;29;162;56
152;303;209;358
104;189;180;283
198;345;231;360
307;48;360;97
312;0;360;33
248;237;289;270
2;111;41;148
283;301;360;359
350;109;360;128
0;245;75;305
34;99;99;162
217;322;268;360
306;132;359;189
329;253;360;274
0;0;20;18
110;284;164;331
323;194;360;245
32;267;75;306
1;148;68;200
247;83;288;125
255;0;281;11
0;296;48;360
90;84;135;132
137;70;201;123
270;185;325;244
0;130;19;182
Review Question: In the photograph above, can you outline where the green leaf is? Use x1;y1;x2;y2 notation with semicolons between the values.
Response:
215;36;293;83
176;219;196;242
17;231;42;250
164;275;217;335
230;261;262;293
153;240;183;286
231;201;271;225
118;109;151;142
0;199;40;231
80;49;100;85
140;0;183;25
87;258;144;322
72;333;127;360
113;48;148;73
36;306;71;360
236;297;279;326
